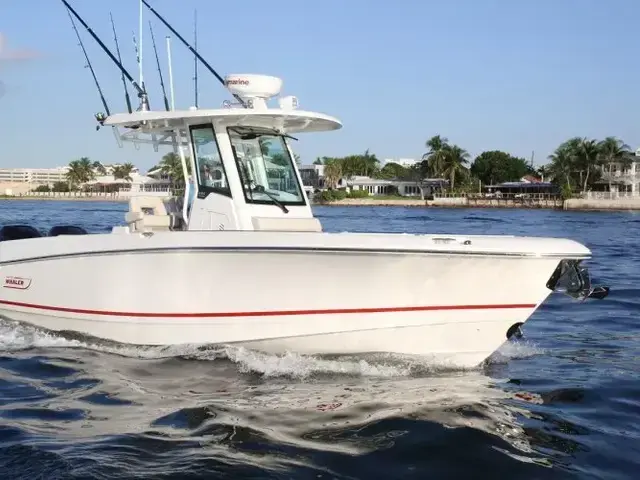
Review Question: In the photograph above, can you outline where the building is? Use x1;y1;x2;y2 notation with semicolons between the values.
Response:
482;181;559;198
298;164;325;191
592;152;640;196
381;158;419;168
85;172;171;196
297;164;446;197
146;167;172;183
0;163;173;197
348;176;447;197
0;167;69;185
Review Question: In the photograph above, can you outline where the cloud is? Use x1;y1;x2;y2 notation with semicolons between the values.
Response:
0;32;41;61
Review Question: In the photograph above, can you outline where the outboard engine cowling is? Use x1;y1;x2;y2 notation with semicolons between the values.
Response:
0;225;42;242
48;225;88;236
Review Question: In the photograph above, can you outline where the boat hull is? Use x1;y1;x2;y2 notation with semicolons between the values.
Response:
0;245;561;368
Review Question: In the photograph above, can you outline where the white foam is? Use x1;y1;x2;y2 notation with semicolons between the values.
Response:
0;319;484;379
224;347;418;378
486;340;546;365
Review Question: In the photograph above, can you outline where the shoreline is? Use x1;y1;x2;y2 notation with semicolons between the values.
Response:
0;196;128;202
314;198;428;207
4;196;640;212
317;197;640;212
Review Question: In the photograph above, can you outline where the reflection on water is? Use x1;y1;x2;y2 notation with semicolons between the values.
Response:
1;202;640;478
0;318;571;478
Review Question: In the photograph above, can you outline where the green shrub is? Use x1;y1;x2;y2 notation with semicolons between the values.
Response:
561;184;573;200
347;189;370;199
315;189;348;203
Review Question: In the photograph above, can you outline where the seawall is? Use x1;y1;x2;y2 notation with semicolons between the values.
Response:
563;198;640;211
0;195;127;203
316;198;428;207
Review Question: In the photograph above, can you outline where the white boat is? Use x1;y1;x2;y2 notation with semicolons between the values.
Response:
0;6;608;369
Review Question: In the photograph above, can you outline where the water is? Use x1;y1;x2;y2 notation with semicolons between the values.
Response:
0;200;639;479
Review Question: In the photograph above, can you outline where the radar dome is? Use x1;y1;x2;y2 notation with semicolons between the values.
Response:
224;74;282;109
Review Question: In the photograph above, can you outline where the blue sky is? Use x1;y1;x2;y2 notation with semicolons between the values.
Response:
1;0;639;171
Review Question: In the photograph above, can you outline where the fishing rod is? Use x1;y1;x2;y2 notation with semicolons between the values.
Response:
193;9;198;109
131;32;146;99
149;21;170;111
65;7;111;117
60;0;149;111
110;12;132;114
140;0;247;108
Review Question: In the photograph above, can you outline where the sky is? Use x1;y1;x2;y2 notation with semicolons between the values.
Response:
0;0;639;172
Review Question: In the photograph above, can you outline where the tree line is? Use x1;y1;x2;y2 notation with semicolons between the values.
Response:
44;134;634;196
34;157;137;192
314;136;536;193
313;134;636;196
545;136;632;196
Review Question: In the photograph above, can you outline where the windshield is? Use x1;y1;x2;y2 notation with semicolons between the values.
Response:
190;124;231;198
227;126;306;207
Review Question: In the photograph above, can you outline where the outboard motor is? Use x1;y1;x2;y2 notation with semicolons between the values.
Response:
48;225;88;236
0;225;42;242
546;259;610;300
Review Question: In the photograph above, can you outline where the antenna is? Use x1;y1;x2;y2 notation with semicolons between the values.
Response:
60;0;149;111
131;33;146;97
140;0;247;108
166;35;176;110
65;7;111;118
149;21;169;111
110;12;132;114
193;9;198;108
138;0;144;88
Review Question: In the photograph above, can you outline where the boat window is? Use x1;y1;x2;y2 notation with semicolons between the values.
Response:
227;126;306;207
189;124;231;198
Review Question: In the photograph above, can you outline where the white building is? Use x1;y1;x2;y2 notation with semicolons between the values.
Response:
347;176;447;197
86;172;171;196
593;152;640;196
0;167;69;185
381;158;419;168
297;164;446;197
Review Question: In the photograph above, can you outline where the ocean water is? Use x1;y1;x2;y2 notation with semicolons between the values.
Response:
0;200;638;479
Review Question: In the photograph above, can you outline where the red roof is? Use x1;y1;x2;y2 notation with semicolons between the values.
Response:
521;175;542;183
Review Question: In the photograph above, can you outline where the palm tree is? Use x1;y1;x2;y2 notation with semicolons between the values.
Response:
361;149;380;177
536;164;551;182
598;136;630;191
423;135;450;176
440;144;470;190
259;138;271;156
574;138;600;192
112;163;135;182
65;157;94;189
548;148;574;191
323;159;343;189
92;161;107;176
157;152;191;186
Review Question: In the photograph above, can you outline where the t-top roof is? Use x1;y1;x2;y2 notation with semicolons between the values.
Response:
104;107;342;134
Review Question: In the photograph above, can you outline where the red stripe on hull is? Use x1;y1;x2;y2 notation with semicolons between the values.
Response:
0;299;537;318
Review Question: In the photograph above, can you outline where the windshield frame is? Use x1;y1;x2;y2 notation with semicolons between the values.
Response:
189;123;232;199
226;126;307;208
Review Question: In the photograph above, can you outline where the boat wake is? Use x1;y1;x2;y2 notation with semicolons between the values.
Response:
0;317;574;477
0;317;545;379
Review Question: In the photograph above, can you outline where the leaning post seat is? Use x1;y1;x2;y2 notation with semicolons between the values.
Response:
48;225;88;236
125;195;178;232
0;224;42;241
